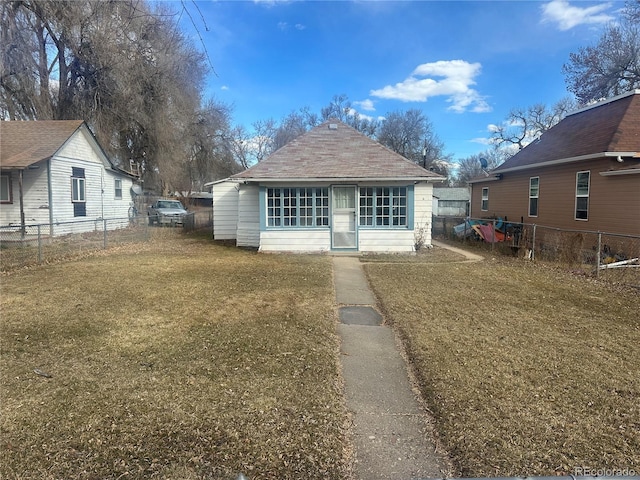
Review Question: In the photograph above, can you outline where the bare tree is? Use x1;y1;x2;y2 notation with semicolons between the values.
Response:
251;118;278;163
490;97;576;151
271;109;315;152
320;93;378;136
563;2;640;104
0;0;214;194
376;109;448;172
453;151;509;186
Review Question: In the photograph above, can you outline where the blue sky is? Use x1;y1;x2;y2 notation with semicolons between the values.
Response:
177;0;622;162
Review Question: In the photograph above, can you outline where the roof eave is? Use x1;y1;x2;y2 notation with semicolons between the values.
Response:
233;176;445;183
494;152;638;174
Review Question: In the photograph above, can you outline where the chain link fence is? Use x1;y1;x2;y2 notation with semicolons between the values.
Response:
182;209;213;233
0;217;150;271
1;209;215;271
434;216;640;288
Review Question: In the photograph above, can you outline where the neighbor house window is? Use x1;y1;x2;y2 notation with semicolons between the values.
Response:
267;187;328;227
71;167;86;217
359;187;407;227
1;173;12;203
115;178;122;199
481;187;489;211
575;171;590;220
529;177;539;217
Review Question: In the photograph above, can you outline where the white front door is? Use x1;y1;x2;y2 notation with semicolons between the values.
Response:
332;186;357;249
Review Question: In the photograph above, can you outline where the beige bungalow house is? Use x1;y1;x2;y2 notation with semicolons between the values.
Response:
212;120;444;253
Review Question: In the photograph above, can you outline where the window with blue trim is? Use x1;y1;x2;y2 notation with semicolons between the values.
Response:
359;187;407;227
267;187;329;227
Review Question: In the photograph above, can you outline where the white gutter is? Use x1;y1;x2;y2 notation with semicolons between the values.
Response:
231;176;445;183
599;168;640;176
494;152;638;174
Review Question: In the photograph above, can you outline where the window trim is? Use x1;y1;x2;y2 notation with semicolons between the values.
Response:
528;176;539;217
114;178;123;199
71;177;86;203
265;187;329;228
1;172;12;204
481;187;489;211
575;171;590;221
358;186;409;229
71;167;86;217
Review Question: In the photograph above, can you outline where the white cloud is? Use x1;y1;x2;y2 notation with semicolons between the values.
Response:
370;60;490;113
277;21;288;31
295;23;306;30
541;0;614;31
221;85;229;91
353;99;375;111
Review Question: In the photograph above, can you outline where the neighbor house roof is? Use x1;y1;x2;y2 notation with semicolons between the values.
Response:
232;119;444;182
493;90;640;174
433;187;470;201
1;120;136;178
1;120;85;168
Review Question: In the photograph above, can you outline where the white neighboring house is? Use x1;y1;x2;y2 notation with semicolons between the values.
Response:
0;120;138;236
212;119;444;253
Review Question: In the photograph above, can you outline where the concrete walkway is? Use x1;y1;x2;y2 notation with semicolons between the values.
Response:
334;256;450;480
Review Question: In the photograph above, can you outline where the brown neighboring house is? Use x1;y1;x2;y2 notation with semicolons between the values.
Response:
469;90;640;236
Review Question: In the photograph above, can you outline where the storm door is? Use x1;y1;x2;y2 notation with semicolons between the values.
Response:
331;186;357;249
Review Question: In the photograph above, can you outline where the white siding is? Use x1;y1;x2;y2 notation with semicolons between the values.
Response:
358;229;415;252
0;167;50;227
212;181;239;240
236;184;260;247
49;129;134;235
260;230;331;252
102;171;134;220
413;182;434;247
57;128;105;166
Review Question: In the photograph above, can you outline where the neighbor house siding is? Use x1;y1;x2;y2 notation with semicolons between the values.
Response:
236;184;260;247
100;171;133;221
471;158;640;235
0;166;50;227
212;180;239;240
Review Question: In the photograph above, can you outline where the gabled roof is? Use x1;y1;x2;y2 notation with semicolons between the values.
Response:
1;120;86;168
232;119;444;182
493;90;640;174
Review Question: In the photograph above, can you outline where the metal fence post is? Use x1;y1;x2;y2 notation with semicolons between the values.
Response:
596;232;601;278
491;219;496;251
532;224;537;260
103;219;108;249
37;224;42;264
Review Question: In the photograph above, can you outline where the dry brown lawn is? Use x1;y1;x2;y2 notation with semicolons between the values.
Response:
0;234;347;480
2;235;639;479
364;246;640;477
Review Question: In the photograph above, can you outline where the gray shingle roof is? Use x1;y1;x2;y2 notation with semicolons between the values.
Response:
1;120;85;168
232;120;444;181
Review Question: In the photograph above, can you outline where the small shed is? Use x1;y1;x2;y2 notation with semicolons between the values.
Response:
212;120;444;253
0;120;138;236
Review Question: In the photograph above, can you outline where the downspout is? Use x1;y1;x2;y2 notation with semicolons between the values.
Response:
47;159;54;236
18;169;25;239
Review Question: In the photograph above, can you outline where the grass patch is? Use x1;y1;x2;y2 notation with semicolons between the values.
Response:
1;235;347;479
364;255;640;477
